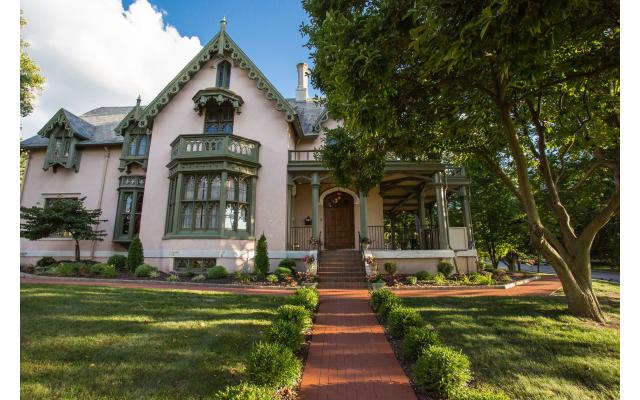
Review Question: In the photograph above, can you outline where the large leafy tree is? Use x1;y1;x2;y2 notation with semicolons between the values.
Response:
21;198;106;261
303;0;619;322
20;10;45;117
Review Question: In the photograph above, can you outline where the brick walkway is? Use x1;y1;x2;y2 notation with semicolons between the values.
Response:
299;289;417;400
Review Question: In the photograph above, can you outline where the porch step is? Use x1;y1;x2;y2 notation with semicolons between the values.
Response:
317;249;366;287
318;281;369;289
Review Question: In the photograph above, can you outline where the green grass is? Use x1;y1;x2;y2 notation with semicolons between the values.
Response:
401;281;620;400
21;284;285;399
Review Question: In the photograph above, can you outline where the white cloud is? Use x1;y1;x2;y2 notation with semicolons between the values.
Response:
20;0;202;138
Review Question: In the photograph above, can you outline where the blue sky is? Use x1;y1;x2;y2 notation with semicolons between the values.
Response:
123;0;321;98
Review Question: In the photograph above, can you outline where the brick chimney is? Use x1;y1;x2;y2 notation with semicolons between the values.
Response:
295;62;308;102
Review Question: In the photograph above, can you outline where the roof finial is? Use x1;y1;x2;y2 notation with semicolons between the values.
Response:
220;16;227;32
136;95;141;107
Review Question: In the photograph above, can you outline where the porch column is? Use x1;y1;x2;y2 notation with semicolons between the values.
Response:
434;172;449;249
311;172;320;239
459;186;474;248
286;176;294;250
417;186;426;249
359;190;368;240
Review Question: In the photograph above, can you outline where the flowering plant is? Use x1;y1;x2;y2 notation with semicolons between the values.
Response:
367;273;383;283
303;255;315;264
295;271;318;283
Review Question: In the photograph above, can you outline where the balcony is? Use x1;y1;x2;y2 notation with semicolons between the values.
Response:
170;134;260;164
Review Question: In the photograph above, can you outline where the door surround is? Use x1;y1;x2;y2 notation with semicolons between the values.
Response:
323;191;355;249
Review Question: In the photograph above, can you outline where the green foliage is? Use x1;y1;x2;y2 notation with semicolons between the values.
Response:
134;264;157;278
207;266;228;279
54;262;79;277
415;271;433;281
89;263;116;277
278;258;297;269
127;237;144;272
20;10;45;117
212;383;274;400
469;273;493;285
107;254;128;271
388;307;424;339
383;262;397;276
413;345;472;397
255;234;269;276
437;261;454;277
35;257;57;269
20;198;106;261
245;341;302;389
370;288;397;312
275;267;292;279
401;326;441;362
286;287;319;311
267;319;304;352
275;305;312;331
453;385;510;400
234;271;251;284
266;274;278;284
379;296;401;320
406;276;418;285
166;274;180;282
432;273;447;285
191;274;207;282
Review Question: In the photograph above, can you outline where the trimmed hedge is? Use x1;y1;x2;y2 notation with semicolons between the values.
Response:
286;287;319;311
413;345;471;397
275;266;292;279
278;258;297;269
212;383;274;400
275;304;312;331
207;266;228;279
245;341;302;389
107;254;127;271
437;261;454;277
370;288;397;312
401;326;441;362
127;237;144;272
415;270;433;281
134;264;157;277
388;306;424;338
267;319;304;351
378;295;401;320
89;263;117;277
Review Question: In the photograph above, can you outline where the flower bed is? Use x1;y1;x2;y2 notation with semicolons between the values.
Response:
368;269;539;289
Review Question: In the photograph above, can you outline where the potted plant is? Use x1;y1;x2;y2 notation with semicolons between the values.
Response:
361;237;372;250
368;273;386;291
365;255;378;274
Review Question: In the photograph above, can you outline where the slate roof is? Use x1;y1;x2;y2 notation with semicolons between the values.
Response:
21;106;136;149
287;99;327;137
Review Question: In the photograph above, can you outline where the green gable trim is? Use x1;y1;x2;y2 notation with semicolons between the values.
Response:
37;108;92;140
193;88;244;114
115;28;304;137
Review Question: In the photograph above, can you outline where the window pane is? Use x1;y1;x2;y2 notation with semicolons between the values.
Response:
124;194;133;213
208;203;219;229
239;180;247;202
225;205;235;229
121;215;130;235
138;136;148;156
226;177;235;201
182;204;193;229
197;177;207;200
238;205;247;231
211;176;221;200
195;205;205;229
129;138;137;156
184;176;195;200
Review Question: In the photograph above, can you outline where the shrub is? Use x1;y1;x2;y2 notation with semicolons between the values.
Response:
191;274;206;282
413;345;471;397
134;264;157;277
401;326;441;362
267;319;304;351
127;237;144;272
55;262;79;277
433;272;447;285
286;287;319;311
235;271;252;284
212;383;274;400
493;269;512;283
384;261;398;275
89;263;106;276
90;263;117;277
415;270;433;281
166;274;180;282
379;296;401;320
437;261;454;277
266;274;278;284
255;234;269;276
107;254;128;271
406;276;418;285
370;288;397;312
207;266;228;279
278;258;297;269
453;385;510;400
275;266;292;279
36;256;57;269
255;271;266;281
275;304;312;331
469;273;491;285
76;263;92;276
149;270;160;278
388;307;424;338
245;341;302;388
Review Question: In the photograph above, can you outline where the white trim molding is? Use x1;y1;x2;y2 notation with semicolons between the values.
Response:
371;249;455;259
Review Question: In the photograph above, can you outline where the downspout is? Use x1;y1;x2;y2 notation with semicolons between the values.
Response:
91;147;110;260
20;150;31;202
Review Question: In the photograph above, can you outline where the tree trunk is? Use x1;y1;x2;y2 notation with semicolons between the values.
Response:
559;273;606;322
74;239;81;261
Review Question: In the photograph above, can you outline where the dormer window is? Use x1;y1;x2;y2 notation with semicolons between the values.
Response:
204;104;234;134
216;60;231;88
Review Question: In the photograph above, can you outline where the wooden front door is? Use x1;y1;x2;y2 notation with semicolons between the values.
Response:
323;191;355;249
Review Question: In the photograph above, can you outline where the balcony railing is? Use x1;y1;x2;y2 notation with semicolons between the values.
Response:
289;226;313;250
171;134;260;163
367;225;439;250
288;150;320;162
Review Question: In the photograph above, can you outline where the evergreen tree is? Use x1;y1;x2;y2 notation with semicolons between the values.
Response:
127;236;144;272
255;234;269;275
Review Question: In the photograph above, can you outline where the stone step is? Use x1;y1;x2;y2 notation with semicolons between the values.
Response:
319;262;362;268
318;267;364;273
319;257;362;262
318;272;365;278
318;282;369;289
319;276;366;282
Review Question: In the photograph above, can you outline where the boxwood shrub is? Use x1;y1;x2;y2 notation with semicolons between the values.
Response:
286;287;319;311
107;254;127;271
266;274;278;283
245;341;302;388
401;326;441;362
415;270;433;281
207;265;228;279
275;266;292;279
378;295;401;320
55;262;79;277
413;345;471;397
437;261;454;277
370;288;397;312
388;306;424;338
278;258;297;269
267;319;304;352
134;264;157;277
406;276;418;285
212;383;274;400
275;304;312;331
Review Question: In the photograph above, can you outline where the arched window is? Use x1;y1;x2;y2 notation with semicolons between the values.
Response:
226;177;235;201
205;104;234;134
210;176;221;200
216;60;231;88
137;136;148;156
238;205;247;231
208;203;219;229
182;204;193;229
184;176;195;200
195;205;205;229
197;177;207;200
225;204;235;229
238;180;247;203
129;137;137;156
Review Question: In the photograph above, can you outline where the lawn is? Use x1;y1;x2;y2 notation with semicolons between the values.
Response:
401;280;620;400
21;284;285;399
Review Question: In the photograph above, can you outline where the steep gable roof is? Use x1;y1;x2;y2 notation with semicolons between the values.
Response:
115;19;305;137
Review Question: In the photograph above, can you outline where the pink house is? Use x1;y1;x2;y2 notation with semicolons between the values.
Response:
20;20;478;276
